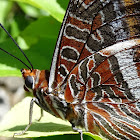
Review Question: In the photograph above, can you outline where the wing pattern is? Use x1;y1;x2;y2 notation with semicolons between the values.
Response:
65;39;140;139
49;0;140;139
49;0;140;92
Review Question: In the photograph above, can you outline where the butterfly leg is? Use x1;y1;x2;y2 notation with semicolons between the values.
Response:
36;108;43;121
72;123;83;140
13;97;38;137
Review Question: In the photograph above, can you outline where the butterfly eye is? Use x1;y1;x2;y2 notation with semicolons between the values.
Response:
20;69;24;74
25;76;34;89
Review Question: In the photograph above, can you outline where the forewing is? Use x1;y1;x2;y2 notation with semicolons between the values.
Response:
49;0;140;91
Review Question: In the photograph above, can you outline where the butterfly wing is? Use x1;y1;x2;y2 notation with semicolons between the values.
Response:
48;0;140;139
65;39;140;139
49;0;140;93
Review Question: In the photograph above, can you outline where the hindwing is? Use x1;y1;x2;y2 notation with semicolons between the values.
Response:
65;39;140;139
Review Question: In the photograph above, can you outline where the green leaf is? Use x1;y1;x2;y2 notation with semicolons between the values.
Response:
13;0;69;22
0;1;13;24
0;64;20;77
0;1;13;42
32;133;102;140
18;2;43;18
0;97;102;140
0;16;61;76
0;97;71;137
20;16;61;46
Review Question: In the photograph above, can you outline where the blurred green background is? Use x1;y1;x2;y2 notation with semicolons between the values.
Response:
0;0;69;76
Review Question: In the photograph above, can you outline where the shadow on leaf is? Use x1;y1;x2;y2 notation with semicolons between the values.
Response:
32;133;95;140
7;122;72;133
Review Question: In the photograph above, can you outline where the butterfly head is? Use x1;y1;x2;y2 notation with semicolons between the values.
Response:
21;68;37;92
21;68;49;93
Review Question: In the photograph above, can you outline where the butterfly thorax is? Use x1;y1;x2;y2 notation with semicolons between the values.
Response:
21;68;84;127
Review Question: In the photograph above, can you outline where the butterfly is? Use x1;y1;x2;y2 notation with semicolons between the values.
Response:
0;0;140;140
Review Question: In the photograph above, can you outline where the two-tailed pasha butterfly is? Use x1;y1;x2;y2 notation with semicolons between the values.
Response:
0;0;140;139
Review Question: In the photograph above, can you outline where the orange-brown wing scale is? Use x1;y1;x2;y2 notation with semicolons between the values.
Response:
64;39;140;139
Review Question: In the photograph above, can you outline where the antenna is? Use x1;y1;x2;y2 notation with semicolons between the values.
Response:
0;23;33;70
0;48;32;70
